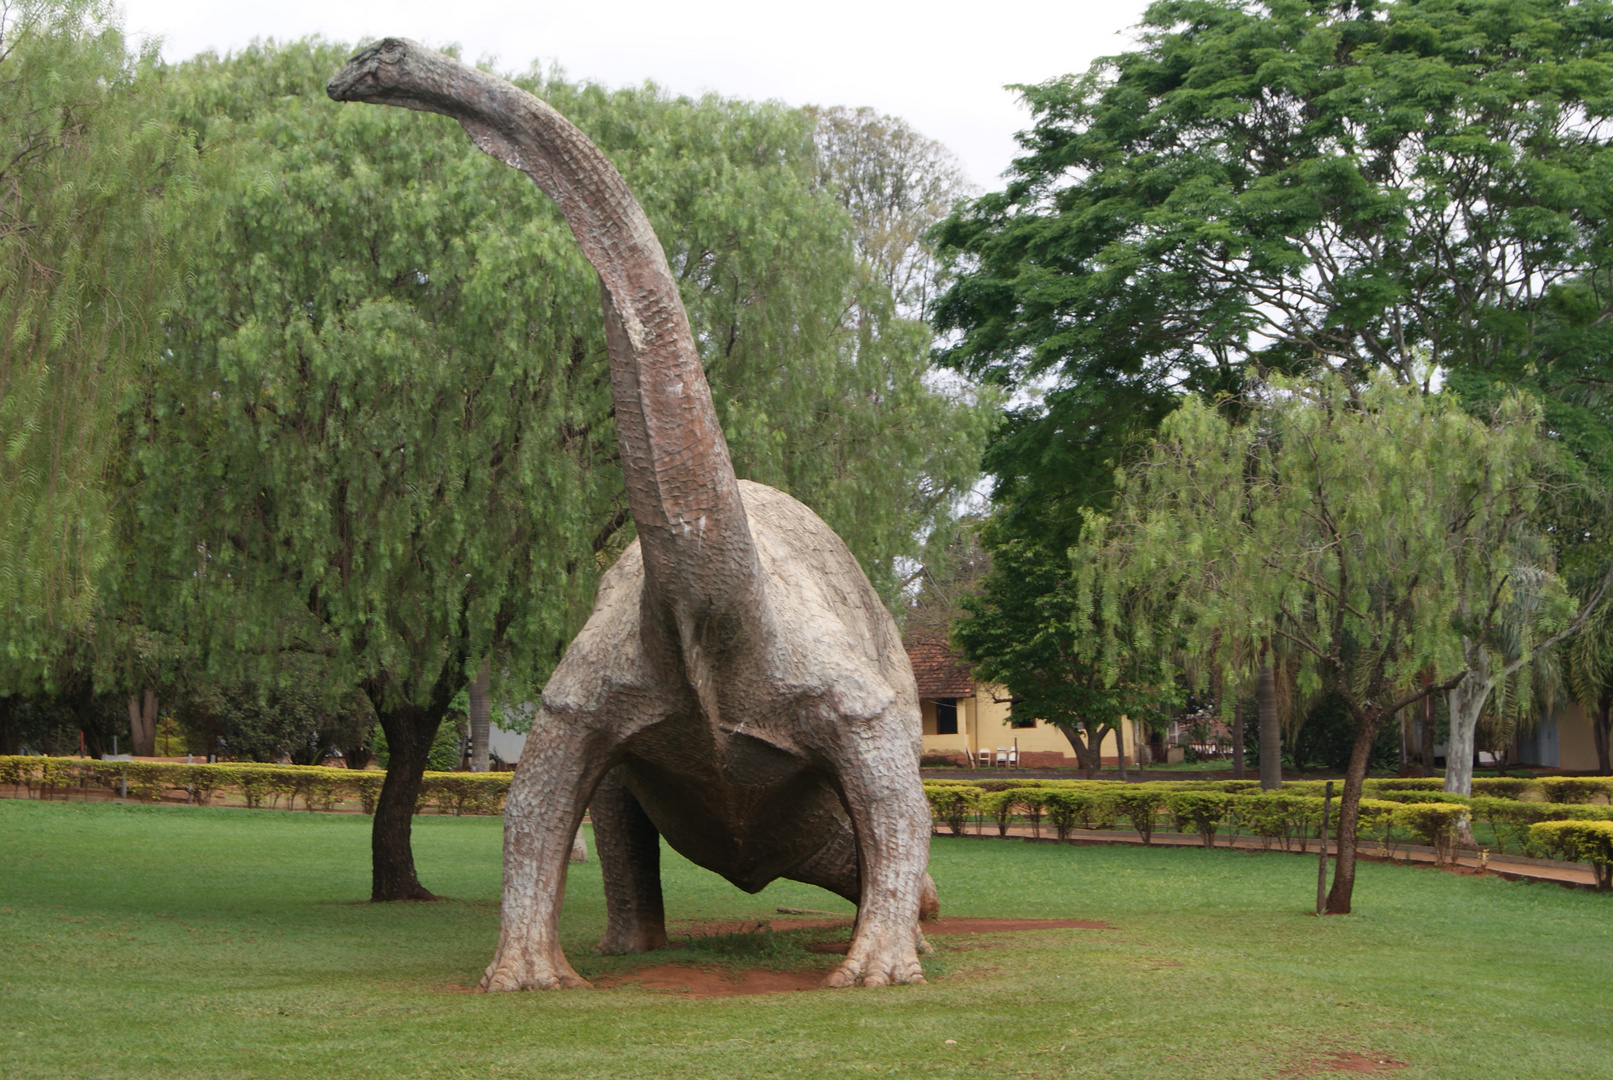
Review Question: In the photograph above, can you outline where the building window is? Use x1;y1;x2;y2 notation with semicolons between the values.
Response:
1010;710;1036;729
934;699;958;736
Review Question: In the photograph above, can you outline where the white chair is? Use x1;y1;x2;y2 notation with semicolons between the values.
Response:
1006;746;1019;768
995;747;1009;767
977;747;992;768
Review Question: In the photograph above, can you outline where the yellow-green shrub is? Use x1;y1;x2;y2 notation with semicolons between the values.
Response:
1112;788;1167;845
1164;790;1231;848
1393;803;1469;865
923;783;977;835
1535;777;1613;805
1530;820;1613;890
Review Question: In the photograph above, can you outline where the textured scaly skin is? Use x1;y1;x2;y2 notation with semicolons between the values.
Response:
328;40;936;989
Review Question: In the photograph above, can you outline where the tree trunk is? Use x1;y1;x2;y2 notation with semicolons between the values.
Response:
1593;695;1611;777
1115;721;1130;781
371;702;446;901
1232;701;1246;780
0;696;18;756
1420;688;1436;778
1398;708;1414;777
127;691;157;757
468;658;491;773
1324;711;1382;915
1443;666;1491;797
1059;724;1102;778
1258;661;1281;790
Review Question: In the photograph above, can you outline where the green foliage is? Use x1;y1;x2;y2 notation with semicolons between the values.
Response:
1392;803;1470;865
933;0;1613;397
1534;776;1613;804
1530;819;1613;889
951;525;1179;773
922;782;978;835
1078;372;1566;714
1288;692;1400;774
0;0;201;690
1112;788;1167;845
133;40;989;717
1164;790;1231;849
0;755;507;815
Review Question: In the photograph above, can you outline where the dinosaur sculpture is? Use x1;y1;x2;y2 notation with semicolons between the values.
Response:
328;40;935;990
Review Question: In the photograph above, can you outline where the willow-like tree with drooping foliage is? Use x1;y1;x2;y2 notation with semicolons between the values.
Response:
133;40;990;900
1075;372;1578;913
0;1;200;726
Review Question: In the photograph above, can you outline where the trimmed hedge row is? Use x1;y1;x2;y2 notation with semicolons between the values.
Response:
1531;821;1613;890
0;756;510;816
922;781;1478;863
923;774;1613;802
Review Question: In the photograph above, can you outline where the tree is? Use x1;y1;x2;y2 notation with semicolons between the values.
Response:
0;0;199;723
134;42;989;900
934;0;1613;396
953;521;1178;778
1077;372;1572;913
929;0;1613;766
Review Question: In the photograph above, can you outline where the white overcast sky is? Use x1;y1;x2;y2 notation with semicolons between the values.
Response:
118;0;1154;190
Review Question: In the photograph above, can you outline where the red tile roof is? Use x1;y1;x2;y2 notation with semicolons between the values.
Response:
905;638;975;698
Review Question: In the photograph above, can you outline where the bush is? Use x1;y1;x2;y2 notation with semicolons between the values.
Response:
1164;791;1230;848
1393;803;1470;865
979;790;1019;836
1366;778;1447;793
1466;798;1613;855
1112;788;1167;845
1469;777;1535;799
1042;789;1112;840
1366;790;1470;806
1010;788;1048;838
1530;821;1613;890
1535;777;1613;805
923;784;977;836
421;773;511;816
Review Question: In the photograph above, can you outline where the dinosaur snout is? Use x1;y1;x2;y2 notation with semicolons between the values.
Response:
326;37;413;103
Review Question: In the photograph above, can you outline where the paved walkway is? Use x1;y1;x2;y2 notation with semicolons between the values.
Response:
938;824;1601;888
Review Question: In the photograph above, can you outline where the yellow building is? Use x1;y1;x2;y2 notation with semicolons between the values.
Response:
906;639;1141;769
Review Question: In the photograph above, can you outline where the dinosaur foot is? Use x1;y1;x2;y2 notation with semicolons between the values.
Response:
480;942;592;991
596;919;668;955
824;922;926;988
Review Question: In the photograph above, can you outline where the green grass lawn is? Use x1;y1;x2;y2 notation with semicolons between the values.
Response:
2;799;1610;1079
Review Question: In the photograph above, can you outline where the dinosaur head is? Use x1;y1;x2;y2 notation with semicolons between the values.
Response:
327;37;465;117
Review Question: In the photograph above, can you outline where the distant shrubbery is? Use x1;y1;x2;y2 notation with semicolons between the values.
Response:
922;776;1613;878
0;757;508;815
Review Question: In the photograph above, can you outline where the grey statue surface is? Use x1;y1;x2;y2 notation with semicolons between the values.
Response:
328;40;935;990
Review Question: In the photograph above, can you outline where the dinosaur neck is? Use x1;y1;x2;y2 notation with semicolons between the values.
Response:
344;47;762;629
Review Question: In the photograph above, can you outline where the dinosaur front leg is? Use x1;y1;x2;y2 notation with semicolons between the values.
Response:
591;766;667;954
822;715;931;988
481;711;612;991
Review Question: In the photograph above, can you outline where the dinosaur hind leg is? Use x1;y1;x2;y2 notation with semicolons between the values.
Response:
818;708;931;988
788;823;937;955
592;767;667;954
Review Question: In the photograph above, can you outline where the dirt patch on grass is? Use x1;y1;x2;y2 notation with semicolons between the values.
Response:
1282;1051;1406;1076
594;963;828;996
680;915;1111;936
